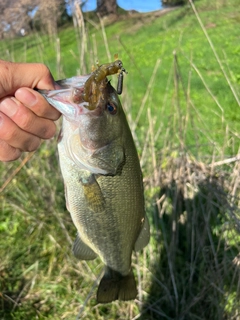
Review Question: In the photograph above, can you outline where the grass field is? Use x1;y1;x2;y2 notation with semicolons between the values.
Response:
0;0;240;319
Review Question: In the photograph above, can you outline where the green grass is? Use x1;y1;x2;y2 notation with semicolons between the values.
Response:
1;0;240;319
1;0;240;156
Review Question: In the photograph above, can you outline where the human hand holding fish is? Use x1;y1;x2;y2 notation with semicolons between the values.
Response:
0;60;61;162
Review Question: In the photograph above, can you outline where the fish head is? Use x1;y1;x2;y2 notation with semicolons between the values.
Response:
75;81;125;175
79;81;123;148
41;71;127;175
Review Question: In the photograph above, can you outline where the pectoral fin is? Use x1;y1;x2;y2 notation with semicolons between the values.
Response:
134;216;150;251
79;172;105;213
73;233;97;260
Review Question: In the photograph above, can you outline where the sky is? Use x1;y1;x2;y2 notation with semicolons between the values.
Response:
82;0;163;13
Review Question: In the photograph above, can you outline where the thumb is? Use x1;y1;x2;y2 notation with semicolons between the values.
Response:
0;60;55;99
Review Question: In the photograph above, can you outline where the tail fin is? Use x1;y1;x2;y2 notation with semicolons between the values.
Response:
97;267;137;303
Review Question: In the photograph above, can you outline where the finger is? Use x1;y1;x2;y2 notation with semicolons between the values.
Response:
0;112;41;152
0;61;56;99
15;88;61;121
0;97;57;139
0;139;22;162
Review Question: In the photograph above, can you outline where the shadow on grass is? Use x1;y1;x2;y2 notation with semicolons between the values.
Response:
0;267;39;320
0;256;56;320
140;157;240;320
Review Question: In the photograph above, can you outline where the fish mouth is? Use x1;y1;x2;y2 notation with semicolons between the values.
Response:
40;59;126;118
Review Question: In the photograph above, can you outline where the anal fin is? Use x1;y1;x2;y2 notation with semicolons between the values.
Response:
134;215;150;251
73;233;97;260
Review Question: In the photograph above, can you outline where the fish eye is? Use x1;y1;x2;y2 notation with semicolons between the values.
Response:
106;103;117;115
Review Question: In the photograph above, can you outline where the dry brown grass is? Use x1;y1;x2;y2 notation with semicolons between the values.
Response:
140;151;240;319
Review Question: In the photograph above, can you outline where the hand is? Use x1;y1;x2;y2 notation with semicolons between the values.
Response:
0;60;61;162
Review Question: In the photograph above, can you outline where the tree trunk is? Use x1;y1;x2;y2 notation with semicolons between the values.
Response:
96;0;117;17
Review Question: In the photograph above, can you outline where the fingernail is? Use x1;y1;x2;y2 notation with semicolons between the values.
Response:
0;97;19;117
15;88;37;108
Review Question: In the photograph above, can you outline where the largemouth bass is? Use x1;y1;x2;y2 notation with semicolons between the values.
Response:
40;59;150;303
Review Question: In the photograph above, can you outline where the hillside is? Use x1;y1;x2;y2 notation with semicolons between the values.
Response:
0;0;240;319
